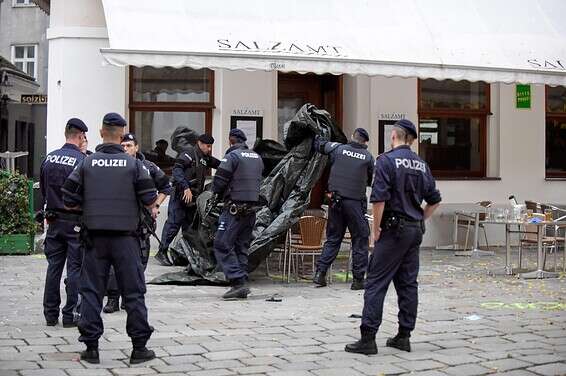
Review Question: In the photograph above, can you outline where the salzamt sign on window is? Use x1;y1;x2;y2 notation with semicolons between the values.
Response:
217;39;344;57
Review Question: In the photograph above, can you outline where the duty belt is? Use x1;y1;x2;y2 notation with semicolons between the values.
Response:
45;210;82;223
382;212;423;231
228;201;261;217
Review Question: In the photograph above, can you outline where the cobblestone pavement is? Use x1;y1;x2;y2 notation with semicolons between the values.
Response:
1;248;565;376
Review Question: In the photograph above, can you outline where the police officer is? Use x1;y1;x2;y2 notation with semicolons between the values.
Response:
39;118;88;327
345;119;441;355
313;128;374;290
212;129;263;300
155;133;220;266
62;113;157;365
103;132;173;313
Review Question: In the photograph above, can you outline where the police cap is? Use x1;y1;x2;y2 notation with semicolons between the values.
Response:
198;134;215;145
395;119;418;138
102;112;127;127
229;128;247;142
354;128;369;142
121;132;137;144
66;118;88;132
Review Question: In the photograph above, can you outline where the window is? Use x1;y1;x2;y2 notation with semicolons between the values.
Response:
545;86;566;178
418;79;490;177
11;45;37;78
13;0;35;7
129;67;214;173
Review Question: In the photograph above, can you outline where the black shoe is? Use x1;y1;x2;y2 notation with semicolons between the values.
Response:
130;347;156;364
313;270;327;287
222;284;250;300
345;326;377;355
80;348;100;364
155;249;173;266
350;278;365;290
46;319;58;326
103;297;120;314
386;333;411;352
62;321;77;328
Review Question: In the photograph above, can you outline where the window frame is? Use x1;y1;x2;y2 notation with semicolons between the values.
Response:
545;85;566;178
11;44;38;78
12;0;35;7
128;66;215;150
417;79;490;178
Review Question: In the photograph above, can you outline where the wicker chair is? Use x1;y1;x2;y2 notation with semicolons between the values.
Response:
287;216;327;282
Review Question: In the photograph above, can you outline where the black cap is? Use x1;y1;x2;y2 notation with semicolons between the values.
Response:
395;119;418;138
121;132;137;144
66;118;88;132
198;134;215;145
229;128;247;142
102;112;127;127
354;128;369;142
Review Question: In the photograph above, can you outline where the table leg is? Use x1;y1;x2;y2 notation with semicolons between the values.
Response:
520;225;559;279
456;212;494;257
489;223;515;276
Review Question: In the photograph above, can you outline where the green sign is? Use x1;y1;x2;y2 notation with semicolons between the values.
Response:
516;84;531;109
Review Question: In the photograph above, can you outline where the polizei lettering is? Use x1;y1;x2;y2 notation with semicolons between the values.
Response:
46;155;77;166
241;152;259;159
342;149;366;160
92;159;127;167
395;158;426;173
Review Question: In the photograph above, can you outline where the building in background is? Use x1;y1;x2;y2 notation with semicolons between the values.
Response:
0;0;49;191
34;0;566;247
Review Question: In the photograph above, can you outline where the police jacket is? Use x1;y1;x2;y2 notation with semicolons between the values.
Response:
212;143;264;203
40;143;86;211
61;143;157;231
137;152;172;195
317;140;374;200
172;144;221;197
371;145;441;221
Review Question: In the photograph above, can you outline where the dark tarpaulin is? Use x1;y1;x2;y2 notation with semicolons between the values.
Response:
149;104;346;285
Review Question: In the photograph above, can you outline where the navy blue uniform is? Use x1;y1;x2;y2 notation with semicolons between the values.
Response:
160;145;220;253
40;143;85;325
315;140;374;280
62;143;157;349
107;152;172;299
362;145;441;333
212;144;263;282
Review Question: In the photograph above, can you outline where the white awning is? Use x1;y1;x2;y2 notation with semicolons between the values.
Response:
100;0;566;85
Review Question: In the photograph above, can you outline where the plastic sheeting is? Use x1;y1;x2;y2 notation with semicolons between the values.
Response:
150;104;346;285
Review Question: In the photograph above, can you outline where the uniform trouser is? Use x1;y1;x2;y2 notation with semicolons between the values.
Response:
107;235;149;299
213;209;256;282
43;220;82;324
79;234;152;348
362;224;423;332
316;199;370;280
159;194;196;251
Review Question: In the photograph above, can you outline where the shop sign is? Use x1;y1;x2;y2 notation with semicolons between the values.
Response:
379;113;406;120
516;84;531;109
217;39;344;57
232;108;263;117
527;59;566;71
21;94;47;104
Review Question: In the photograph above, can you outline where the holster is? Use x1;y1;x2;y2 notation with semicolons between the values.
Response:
228;202;260;217
79;225;92;249
330;192;342;208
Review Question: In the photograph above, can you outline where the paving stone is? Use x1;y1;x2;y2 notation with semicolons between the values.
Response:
161;354;207;365
110;368;157;375
65;370;113;376
0;360;40;370
20;370;69;376
153;363;201;373
38;360;85;369
397;360;445;372
197;360;245;369
188;369;237;376
311;368;363;376
494;371;538;376
482;358;533;372
231;365;278;374
202;341;249;351
204;350;253;361
443;364;492;376
240;356;287;366
352;363;406;375
430;353;483;365
273;362;321;371
527;362;566;375
518;354;565;365
163;344;207;356
267;372;314;376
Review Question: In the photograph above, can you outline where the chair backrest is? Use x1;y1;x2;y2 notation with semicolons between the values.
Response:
298;216;326;247
523;213;545;242
304;208;327;218
476;201;492;220
525;200;541;213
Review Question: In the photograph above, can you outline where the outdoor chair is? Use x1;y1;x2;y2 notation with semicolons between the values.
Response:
287;215;327;282
518;213;557;271
457;201;491;251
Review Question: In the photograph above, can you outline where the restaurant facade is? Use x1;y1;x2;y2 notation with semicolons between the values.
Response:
40;0;566;247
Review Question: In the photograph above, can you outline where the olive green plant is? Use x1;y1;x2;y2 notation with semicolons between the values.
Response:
0;171;35;235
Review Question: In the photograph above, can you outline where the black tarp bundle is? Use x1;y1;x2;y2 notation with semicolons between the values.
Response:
150;104;346;285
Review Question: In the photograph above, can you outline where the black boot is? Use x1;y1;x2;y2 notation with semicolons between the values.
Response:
103;297;120;313
80;347;100;364
222;279;250;300
386;330;411;352
350;278;365;290
345;326;377;355
313;270;327;287
45;319;58;327
155;248;173;266
130;347;156;364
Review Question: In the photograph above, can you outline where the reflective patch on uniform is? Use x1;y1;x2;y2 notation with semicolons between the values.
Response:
221;158;227;162
241;152;259;159
217;221;226;231
200;158;207;166
342;149;366;160
142;165;150;175
73;226;81;233
184;153;193;161
46;155;77;166
394;158;426;172
91;159;127;167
